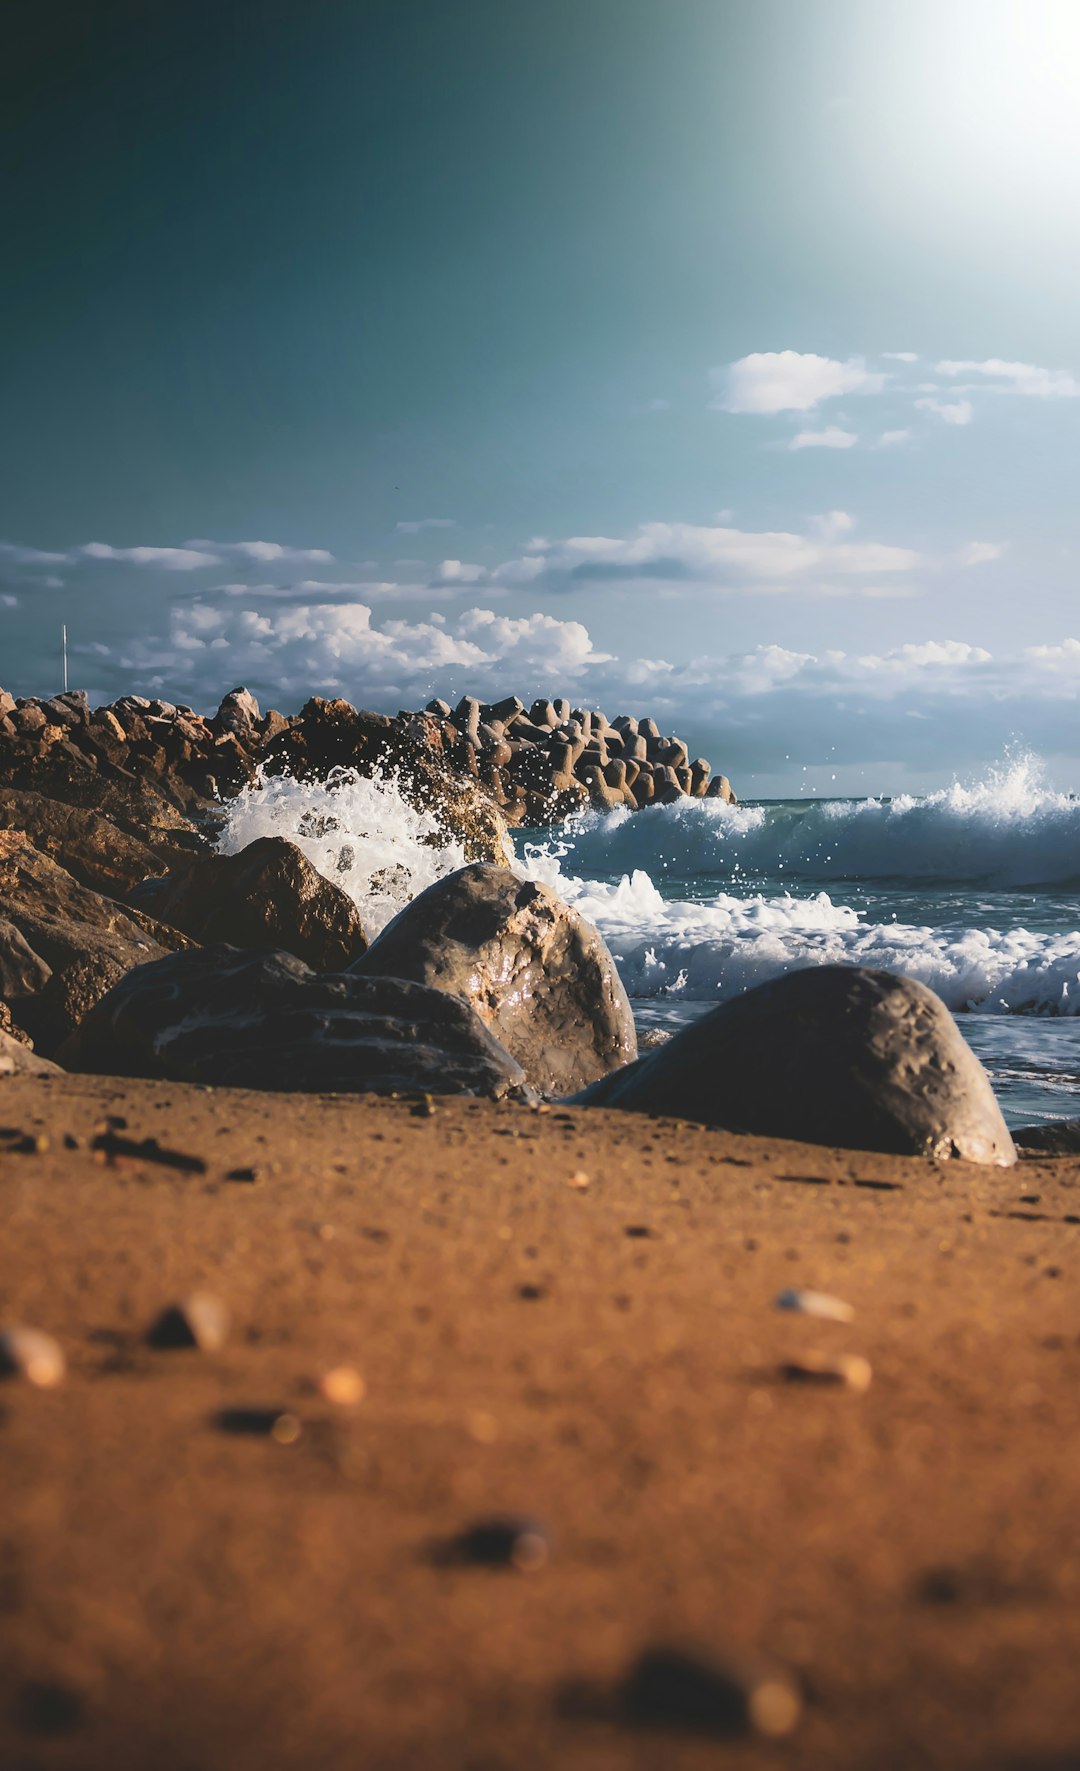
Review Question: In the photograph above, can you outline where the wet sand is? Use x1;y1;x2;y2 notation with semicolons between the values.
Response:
2;1072;1079;1770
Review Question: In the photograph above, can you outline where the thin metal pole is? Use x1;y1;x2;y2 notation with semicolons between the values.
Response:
62;624;68;694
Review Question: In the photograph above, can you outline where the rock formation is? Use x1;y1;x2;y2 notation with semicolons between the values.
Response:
572;964;1016;1165
151;836;368;972
60;944;531;1100
354;863;636;1095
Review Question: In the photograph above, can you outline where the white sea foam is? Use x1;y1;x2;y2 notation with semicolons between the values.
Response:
544;757;1080;890
218;766;467;936
217;759;1080;1016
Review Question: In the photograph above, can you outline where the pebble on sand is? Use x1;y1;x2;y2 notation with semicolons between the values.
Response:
618;1645;801;1739
781;1351;872;1392
0;1325;65;1388
446;1515;551;1571
775;1287;855;1323
318;1365;366;1406
147;1293;230;1352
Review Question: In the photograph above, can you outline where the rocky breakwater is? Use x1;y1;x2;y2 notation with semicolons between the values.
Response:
419;694;737;823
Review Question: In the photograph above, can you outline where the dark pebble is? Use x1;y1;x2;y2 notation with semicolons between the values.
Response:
148;1292;230;1352
213;1407;301;1442
444;1515;550;1571
14;1681;83;1736
619;1646;800;1739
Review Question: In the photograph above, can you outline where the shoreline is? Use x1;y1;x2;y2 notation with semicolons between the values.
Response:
3;1074;1080;1768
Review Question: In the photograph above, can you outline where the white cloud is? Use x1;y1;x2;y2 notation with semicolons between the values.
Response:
715;351;886;415
0;594;18;608
0;542;68;565
395;517;457;534
437;559;487;583
915;398;973;426
877;428;911;447
788;426;858;450
957;541;1004;567
937;359;1080;399
188;540;335;564
883;351;918;362
488;518;923;594
810;511;856;539
81;543;221;570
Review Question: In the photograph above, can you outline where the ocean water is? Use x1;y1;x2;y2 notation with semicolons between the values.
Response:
220;757;1080;1130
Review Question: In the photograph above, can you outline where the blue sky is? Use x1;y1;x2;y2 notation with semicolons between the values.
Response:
3;0;1079;793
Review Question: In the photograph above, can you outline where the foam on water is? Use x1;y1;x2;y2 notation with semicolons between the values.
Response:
547;757;1080;890
218;766;467;936
218;759;1080;1018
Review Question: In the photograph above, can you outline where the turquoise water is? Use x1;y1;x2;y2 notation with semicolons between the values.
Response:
516;764;1080;1130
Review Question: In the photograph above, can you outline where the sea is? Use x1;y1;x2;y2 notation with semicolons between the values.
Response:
219;755;1080;1131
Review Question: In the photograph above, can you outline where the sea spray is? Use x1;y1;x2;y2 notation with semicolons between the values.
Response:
218;766;467;936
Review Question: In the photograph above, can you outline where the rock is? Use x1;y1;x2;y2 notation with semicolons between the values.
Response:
781;1352;872;1391
148;1293;230;1352
706;775;737;805
572;965;1016;1164
152;837;368;971
0;786;186;898
212;687;261;736
440;1515;551;1571
775;1288;854;1322
1013;1119;1080;1155
618;1646;800;1739
0;831;192;1053
353;864;637;1096
0;1029;61;1076
60;944;531;1099
0;1325;66;1386
0;1000;31;1045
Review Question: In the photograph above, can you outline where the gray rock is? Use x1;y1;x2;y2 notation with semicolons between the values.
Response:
571;964;1016;1164
353;863;637;1096
60;944;530;1099
0;1030;61;1076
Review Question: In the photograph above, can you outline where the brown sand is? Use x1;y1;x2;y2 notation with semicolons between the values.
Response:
2;1072;1080;1770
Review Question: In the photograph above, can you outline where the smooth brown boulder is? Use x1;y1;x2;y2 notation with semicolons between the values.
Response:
571;964;1016;1165
152;837;368;971
60;945;530;1100
353;863;637;1097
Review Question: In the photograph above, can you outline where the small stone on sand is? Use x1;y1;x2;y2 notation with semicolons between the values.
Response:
319;1365;365;1406
148;1292;230;1352
775;1288;854;1322
0;1325;65;1388
619;1645;801;1739
781;1352;872;1392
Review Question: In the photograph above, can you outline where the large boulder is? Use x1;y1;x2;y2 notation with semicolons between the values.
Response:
0;786;196;898
152;837;368;971
572;965;1016;1165
353;864;637;1096
60;944;530;1099
0;832;192;1053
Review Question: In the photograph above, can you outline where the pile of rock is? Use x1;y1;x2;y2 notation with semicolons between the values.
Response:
0;685;737;831
421;694;737;822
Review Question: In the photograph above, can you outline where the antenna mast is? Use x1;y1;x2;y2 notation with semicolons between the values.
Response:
62;624;68;694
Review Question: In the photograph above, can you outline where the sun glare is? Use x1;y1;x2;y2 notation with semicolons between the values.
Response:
938;0;1080;167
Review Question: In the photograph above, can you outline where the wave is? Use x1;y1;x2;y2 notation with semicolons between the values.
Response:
218;760;1080;1019
218;766;467;936
539;757;1080;890
517;860;1080;1017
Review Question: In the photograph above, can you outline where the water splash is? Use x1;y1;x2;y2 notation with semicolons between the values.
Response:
218;766;467;936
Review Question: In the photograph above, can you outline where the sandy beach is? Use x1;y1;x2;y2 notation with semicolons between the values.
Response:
3;1072;1079;1770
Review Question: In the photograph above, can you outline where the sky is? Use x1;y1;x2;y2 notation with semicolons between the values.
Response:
3;0;1079;795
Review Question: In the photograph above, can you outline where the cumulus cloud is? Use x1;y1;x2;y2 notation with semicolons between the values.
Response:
936;359;1080;399
877;428;911;447
714;351;886;415
915;397;973;426
395;517;457;534
810;511;855;539
0;593;18;609
788;426;858;450
883;351;918;362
